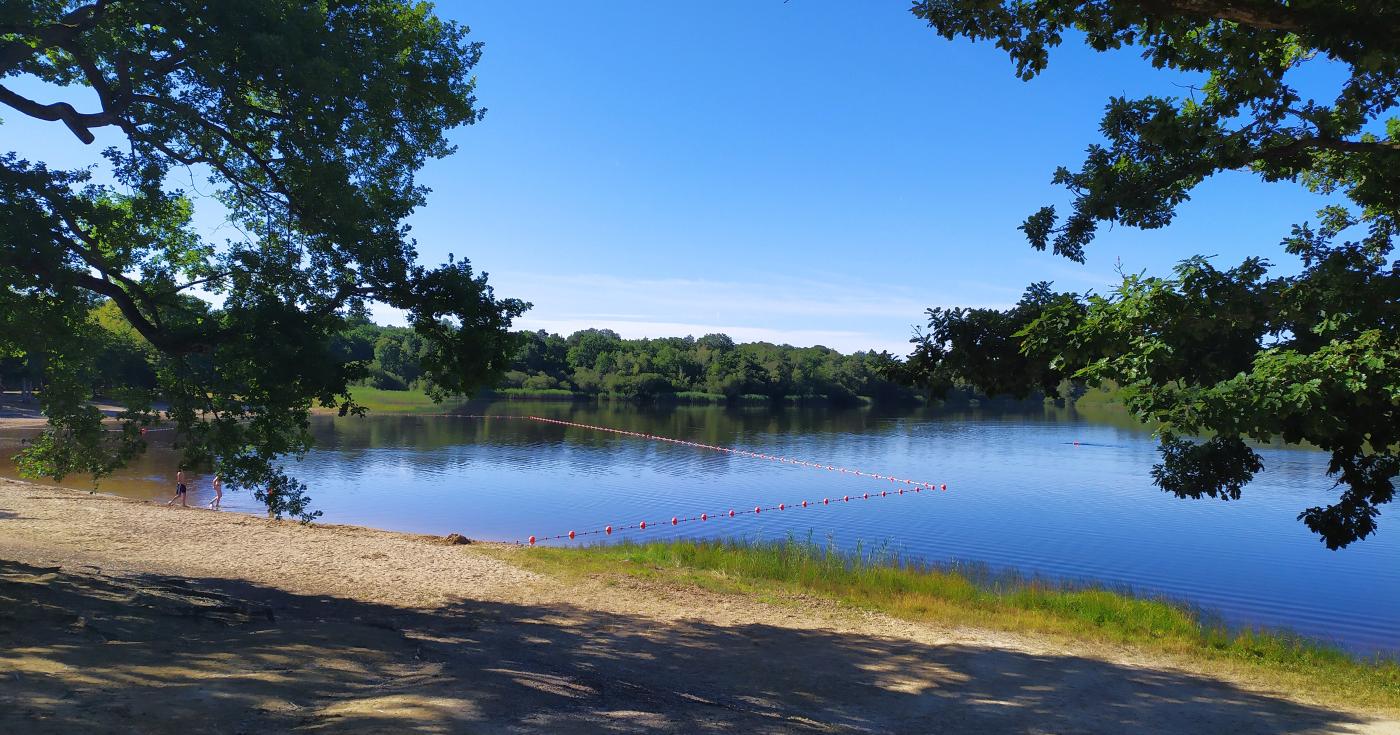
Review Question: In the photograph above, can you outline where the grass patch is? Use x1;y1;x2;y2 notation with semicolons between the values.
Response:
344;386;581;411
514;537;1400;712
672;391;727;403
490;388;580;400
344;386;450;413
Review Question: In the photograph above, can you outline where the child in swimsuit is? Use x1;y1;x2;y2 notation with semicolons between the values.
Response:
166;469;188;507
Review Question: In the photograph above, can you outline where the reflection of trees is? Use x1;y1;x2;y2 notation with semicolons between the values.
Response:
4;400;1154;499
312;400;1156;461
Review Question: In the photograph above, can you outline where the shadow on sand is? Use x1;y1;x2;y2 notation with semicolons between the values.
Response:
0;559;1365;734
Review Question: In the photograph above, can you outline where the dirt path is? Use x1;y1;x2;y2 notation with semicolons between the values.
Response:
1;478;1394;734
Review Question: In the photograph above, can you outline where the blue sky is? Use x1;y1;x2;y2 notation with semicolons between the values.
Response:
5;1;1337;353
412;0;1330;352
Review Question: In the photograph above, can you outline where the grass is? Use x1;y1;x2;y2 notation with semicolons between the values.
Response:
344;386;448;413
672;391;727;403
491;388;580;400
513;537;1400;712
344;386;576;411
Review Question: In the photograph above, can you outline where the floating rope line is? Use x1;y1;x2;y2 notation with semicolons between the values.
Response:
524;416;943;487
133;411;950;545
512;415;949;546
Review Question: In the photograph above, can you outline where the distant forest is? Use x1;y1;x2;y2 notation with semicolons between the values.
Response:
1;309;1081;408
334;321;920;405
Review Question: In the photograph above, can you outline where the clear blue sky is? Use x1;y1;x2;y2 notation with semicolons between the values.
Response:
411;0;1330;352
7;1;1335;353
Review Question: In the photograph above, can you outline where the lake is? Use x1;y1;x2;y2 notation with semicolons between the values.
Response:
3;399;1397;655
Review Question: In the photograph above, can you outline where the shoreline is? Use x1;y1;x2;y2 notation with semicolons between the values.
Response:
1;408;1383;657
1;477;1397;733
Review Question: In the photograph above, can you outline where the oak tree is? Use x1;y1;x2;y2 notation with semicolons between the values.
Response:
901;0;1400;547
1;0;526;518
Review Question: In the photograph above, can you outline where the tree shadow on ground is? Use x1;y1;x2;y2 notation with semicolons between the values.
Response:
0;559;1368;734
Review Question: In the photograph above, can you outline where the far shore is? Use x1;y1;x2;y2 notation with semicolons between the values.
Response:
1;477;1396;733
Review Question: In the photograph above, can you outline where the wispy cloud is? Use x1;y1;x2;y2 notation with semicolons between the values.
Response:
487;271;947;352
493;272;934;320
373;271;1012;354
513;317;888;352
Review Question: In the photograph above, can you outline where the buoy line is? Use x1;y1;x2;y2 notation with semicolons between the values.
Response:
131;411;952;545
510;415;950;546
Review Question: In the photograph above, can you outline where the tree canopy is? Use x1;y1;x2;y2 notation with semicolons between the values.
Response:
321;321;918;405
900;0;1400;548
500;329;916;404
1;0;526;518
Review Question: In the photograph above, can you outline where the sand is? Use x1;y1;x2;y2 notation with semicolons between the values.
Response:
1;477;1396;734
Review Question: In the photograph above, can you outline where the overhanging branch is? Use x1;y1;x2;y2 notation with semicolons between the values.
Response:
0;84;113;144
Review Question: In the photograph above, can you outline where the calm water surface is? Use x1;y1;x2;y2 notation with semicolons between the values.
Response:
3;400;1397;655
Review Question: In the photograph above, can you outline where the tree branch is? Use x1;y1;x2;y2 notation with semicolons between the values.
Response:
1137;0;1400;35
128;93;294;202
1256;135;1400;162
0;0;116;75
0;83;114;143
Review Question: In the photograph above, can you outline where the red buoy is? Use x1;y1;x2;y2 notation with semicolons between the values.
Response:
568;530;576;540
881;491;887;497
671;516;678;525
941;483;947;491
778;503;785;511
640;520;647;530
823;498;830;505
528;536;536;545
843;495;850;502
701;513;708;521
605;525;613;535
801;500;808;508
863;492;869;500
754;506;761;514
728;509;736;517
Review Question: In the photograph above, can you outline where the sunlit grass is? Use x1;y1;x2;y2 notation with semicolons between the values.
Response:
344;386;448;413
492;388;578;399
516;537;1400;712
672;391;727;403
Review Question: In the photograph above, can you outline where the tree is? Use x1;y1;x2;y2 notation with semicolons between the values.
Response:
900;1;1400;547
1;1;526;518
565;329;621;372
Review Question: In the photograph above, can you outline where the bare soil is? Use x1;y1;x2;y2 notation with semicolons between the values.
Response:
1;477;1395;734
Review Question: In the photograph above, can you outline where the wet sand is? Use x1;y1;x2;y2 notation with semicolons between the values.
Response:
1;477;1396;734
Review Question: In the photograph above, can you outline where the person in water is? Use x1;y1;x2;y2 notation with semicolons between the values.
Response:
209;474;223;510
166;469;189;507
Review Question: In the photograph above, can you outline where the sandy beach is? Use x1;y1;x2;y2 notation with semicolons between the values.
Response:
0;477;1395;734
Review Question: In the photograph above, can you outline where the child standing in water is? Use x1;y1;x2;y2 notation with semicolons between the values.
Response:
166;469;188;507
209;474;223;510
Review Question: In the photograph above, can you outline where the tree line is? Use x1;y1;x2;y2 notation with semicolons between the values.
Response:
4;314;921;407
337;322;921;405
